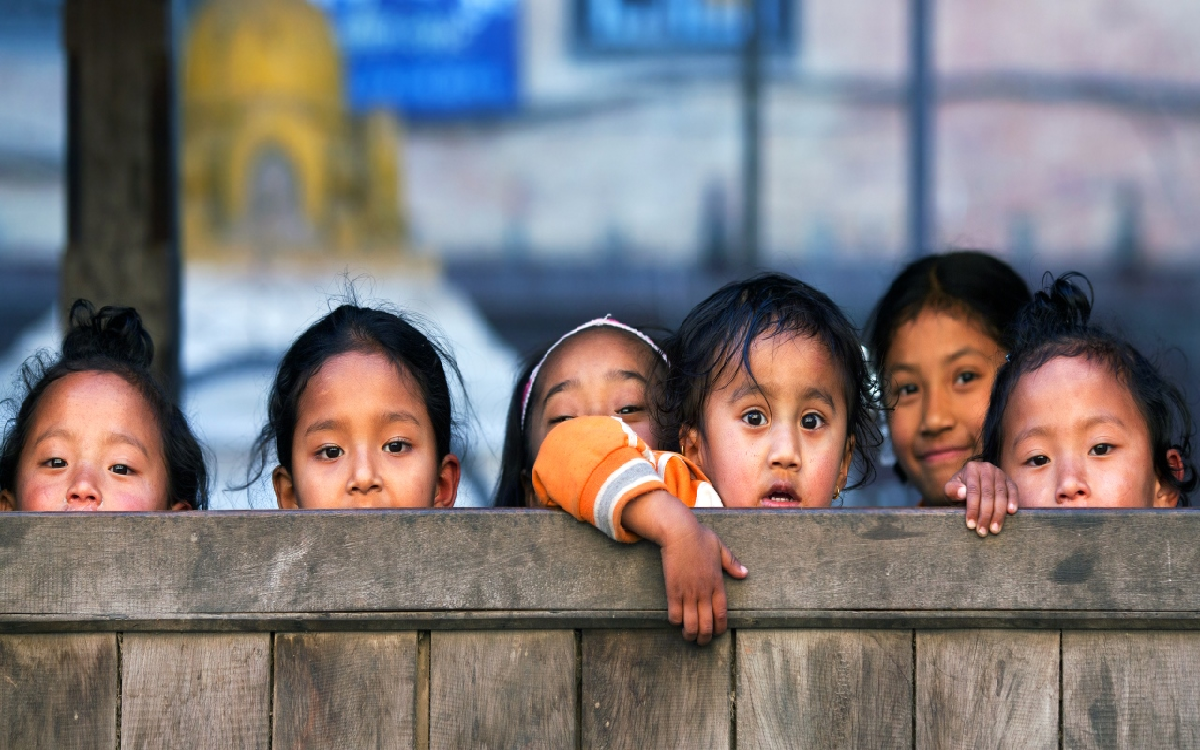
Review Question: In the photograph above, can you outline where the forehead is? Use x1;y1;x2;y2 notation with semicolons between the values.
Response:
722;331;846;397
36;370;155;425
889;309;1001;364
302;350;425;411
1005;356;1147;435
537;328;657;386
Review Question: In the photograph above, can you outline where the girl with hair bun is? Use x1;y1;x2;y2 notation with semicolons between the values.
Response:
0;300;208;511
867;251;1031;521
970;272;1196;512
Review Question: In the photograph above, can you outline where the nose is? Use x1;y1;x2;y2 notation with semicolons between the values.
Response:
769;423;801;470
347;449;383;495
65;467;102;508
919;384;954;436
1055;457;1090;505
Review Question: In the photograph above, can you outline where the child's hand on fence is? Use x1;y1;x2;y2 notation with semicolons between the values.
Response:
622;490;747;645
945;461;1018;537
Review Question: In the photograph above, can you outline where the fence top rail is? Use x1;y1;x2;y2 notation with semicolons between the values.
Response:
1;509;1196;630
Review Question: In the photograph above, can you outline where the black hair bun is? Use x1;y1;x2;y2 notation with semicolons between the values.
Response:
61;299;155;369
1018;272;1093;345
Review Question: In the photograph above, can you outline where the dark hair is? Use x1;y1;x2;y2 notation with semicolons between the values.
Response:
867;250;1031;376
979;273;1196;505
492;325;669;508
246;304;464;486
493;351;543;508
0;300;209;509
656;272;880;489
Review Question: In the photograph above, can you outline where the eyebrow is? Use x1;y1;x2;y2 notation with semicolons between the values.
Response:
890;346;992;373
729;383;838;413
542;370;647;407
305;411;422;437
32;427;150;458
1009;415;1128;450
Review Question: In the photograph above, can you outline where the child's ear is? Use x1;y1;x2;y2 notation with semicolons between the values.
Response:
434;454;460;508
272;465;299;509
679;426;702;464
1154;449;1185;508
169;500;193;512
836;436;856;499
0;489;14;512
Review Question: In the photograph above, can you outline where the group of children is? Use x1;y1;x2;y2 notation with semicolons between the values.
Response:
1;252;1194;644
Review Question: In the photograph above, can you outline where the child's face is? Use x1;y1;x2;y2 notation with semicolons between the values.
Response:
273;351;459;509
682;332;853;508
0;371;177;512
525;329;659;461
885;309;1005;505
999;355;1179;508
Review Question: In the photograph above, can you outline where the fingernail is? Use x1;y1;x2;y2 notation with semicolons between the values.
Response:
991;522;1001;534
977;527;987;538
958;486;967;499
1009;503;1017;513
738;564;747;574
966;518;976;529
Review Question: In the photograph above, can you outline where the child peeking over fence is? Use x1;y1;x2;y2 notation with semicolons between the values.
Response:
516;274;881;643
247;304;463;510
0;300;208;512
948;272;1196;521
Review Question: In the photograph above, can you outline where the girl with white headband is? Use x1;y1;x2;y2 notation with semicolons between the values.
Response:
493;316;747;646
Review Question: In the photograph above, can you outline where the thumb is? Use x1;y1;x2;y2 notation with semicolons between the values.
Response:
721;541;748;579
944;478;967;501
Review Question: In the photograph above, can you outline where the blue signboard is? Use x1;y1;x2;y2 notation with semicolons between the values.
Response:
576;0;793;53
312;0;520;117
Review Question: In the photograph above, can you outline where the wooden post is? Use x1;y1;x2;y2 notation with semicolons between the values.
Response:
62;0;180;397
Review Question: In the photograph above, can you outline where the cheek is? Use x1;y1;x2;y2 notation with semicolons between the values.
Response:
886;407;918;452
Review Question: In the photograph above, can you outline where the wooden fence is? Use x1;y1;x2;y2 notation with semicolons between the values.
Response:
1;509;1198;748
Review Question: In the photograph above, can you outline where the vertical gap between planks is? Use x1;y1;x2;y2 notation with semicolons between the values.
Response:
575;629;583;750
729;628;737;750
911;630;917;750
267;632;275;750
416;630;430;750
115;632;123;750
1058;630;1063;750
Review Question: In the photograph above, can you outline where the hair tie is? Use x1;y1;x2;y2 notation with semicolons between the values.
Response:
520;316;669;427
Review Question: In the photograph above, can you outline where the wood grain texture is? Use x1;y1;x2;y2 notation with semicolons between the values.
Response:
916;630;1058;750
2;511;1200;620
429;630;576;750
583;629;731;750
737;629;912;749
0;634;116;749
273;632;417;750
1063;631;1200;749
121;634;269;750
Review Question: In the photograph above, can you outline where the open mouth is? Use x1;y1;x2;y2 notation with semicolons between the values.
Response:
760;486;802;507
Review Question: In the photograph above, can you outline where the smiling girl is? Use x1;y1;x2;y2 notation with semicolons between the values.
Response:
867;251;1030;508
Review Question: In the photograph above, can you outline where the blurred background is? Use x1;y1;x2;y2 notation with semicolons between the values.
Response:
1;0;1198;507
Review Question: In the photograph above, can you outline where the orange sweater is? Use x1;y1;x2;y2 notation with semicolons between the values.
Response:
531;416;722;542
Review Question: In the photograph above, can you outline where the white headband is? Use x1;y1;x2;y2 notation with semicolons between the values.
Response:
520;316;669;427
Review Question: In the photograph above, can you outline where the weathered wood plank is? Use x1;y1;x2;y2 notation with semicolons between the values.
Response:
2;511;1200;619
273;632;417;750
916;630;1058;750
121;634;269;750
429;630;576;749
0;634;116;749
736;629;912;749
1063;631;1200;749
583;629;731;750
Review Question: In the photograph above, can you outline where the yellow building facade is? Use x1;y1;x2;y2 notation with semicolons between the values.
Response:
182;0;407;261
